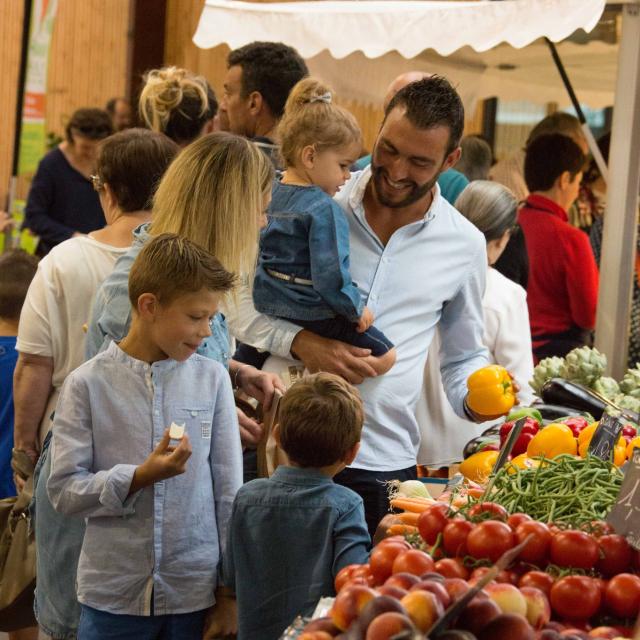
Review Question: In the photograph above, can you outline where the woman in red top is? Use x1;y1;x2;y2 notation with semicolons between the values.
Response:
519;133;598;362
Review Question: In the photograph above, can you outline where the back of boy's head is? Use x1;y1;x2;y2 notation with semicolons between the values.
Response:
128;233;236;308
278;372;364;468
278;77;362;167
0;250;38;320
524;133;585;193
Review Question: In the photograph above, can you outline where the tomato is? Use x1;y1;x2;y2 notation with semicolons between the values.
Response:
392;549;435;576
518;570;555;598
550;530;599;569
550;576;601;621
434;557;469;580
515;521;552;565
468;502;508;521
335;564;367;593
604;573;640;618
370;542;408;584
507;512;533;529
467;520;515;563
442;520;474;557
417;503;450;545
596;535;633;578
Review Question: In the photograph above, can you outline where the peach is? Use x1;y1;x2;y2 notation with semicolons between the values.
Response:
477;613;535;640
485;582;528;617
384;572;420;591
302;617;340;635
400;589;444;632
456;597;501;635
330;584;378;631
520;586;551;629
377;585;408;600
443;577;471;601
409;579;451;608
588;629;620;639
365;612;417;640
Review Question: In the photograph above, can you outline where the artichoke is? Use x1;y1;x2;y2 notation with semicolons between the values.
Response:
559;346;607;388
530;356;565;396
620;364;640;398
592;376;620;400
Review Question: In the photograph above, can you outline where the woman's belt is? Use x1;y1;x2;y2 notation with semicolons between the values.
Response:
266;268;313;286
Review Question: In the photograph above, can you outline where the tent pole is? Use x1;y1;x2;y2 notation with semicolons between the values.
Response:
545;37;608;181
594;2;640;378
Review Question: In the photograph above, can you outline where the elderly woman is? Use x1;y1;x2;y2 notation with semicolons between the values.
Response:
23;108;114;255
13;128;178;640
419;181;535;466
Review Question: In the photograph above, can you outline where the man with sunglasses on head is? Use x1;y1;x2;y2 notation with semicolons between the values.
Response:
23;108;113;256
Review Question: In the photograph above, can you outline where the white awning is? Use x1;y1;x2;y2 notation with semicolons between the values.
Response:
193;0;606;60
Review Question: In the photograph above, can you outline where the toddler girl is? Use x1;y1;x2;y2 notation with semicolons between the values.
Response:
248;78;396;373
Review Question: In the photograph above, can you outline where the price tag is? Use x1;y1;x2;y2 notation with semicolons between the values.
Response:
607;448;640;549
588;413;624;462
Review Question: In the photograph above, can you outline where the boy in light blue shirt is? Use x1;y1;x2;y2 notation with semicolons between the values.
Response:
225;372;371;640
48;234;243;639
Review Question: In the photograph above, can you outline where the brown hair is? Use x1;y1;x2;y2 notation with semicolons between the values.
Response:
278;78;362;167
0;250;38;320
65;108;113;143
139;67;217;146
96;128;179;212
278;372;364;467
128;233;236;308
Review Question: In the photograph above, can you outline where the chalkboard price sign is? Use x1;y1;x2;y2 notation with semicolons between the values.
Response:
588;413;624;462
607;447;640;550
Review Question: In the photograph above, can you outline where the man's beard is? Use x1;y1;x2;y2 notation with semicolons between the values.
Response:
371;163;440;209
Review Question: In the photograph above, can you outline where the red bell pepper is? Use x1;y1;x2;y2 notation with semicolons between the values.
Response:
622;424;638;443
562;416;590;438
499;417;540;456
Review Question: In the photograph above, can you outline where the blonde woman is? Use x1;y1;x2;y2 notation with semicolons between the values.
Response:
86;132;286;447
139;66;218;145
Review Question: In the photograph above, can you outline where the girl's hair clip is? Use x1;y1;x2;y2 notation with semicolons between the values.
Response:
309;92;332;105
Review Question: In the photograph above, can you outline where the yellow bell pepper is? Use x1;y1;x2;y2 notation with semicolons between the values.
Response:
627;436;640;460
578;427;627;466
507;453;540;474
526;423;578;458
459;450;499;484
466;365;516;417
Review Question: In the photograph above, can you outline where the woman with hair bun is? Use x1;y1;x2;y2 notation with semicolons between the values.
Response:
139;66;218;145
419;181;535;465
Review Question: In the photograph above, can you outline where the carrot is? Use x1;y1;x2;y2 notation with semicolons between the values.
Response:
386;524;419;536
389;497;434;513
395;511;421;526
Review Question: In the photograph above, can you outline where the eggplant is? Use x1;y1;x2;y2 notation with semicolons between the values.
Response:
463;435;499;459
532;402;595;423
540;378;606;420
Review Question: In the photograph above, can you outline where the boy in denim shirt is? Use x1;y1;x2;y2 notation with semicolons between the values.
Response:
47;234;243;639
225;372;371;640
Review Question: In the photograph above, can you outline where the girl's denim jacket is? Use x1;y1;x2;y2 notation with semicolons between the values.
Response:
253;182;364;323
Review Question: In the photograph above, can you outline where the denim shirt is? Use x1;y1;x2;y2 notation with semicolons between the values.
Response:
85;224;230;365
253;182;364;323
224;466;370;640
47;341;243;616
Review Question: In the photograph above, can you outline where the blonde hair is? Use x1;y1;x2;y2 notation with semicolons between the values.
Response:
278;372;364;467
279;77;362;167
150;132;273;279
129;233;236;307
139;66;216;145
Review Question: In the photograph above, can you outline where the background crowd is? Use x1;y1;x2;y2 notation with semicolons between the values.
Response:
0;38;629;640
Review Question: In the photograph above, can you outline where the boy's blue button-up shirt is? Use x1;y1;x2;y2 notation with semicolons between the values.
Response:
225;465;370;640
47;341;243;616
253;181;364;323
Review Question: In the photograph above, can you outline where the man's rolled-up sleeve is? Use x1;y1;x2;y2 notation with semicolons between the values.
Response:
439;241;491;419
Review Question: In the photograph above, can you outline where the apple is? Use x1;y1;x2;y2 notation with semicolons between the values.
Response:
409;579;451;607
330;585;378;631
455;596;501;635
400;589;444;632
477;613;535;640
365;612;417;640
485;582;528;617
520;586;551;629
384;572;420;591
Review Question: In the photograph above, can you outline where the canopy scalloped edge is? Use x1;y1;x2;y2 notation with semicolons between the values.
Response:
193;0;607;59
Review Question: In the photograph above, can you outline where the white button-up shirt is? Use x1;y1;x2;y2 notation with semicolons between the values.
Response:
232;168;489;470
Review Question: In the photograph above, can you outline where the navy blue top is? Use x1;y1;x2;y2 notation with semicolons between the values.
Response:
0;336;18;498
224;465;370;640
23;148;105;254
253;181;364;323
